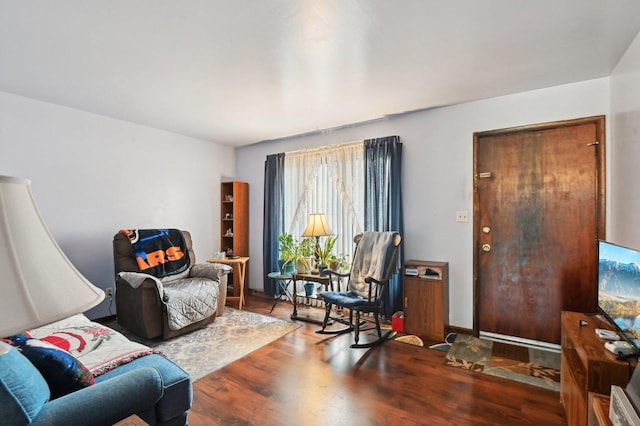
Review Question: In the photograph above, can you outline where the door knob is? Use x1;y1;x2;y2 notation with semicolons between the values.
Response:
482;244;491;252
482;226;491;234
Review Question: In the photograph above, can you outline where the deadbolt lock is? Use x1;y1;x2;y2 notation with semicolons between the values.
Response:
481;244;491;252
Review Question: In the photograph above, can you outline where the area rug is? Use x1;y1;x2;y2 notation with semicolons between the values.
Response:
105;308;300;381
443;334;561;391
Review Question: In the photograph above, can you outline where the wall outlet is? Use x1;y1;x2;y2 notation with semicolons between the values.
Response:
456;211;469;223
106;287;114;297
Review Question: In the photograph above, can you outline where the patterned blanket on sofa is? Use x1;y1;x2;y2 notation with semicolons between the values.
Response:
29;314;161;376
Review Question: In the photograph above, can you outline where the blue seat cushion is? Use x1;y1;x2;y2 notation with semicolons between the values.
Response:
95;354;191;422
318;291;374;308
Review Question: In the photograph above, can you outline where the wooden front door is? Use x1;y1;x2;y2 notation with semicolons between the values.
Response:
473;116;605;344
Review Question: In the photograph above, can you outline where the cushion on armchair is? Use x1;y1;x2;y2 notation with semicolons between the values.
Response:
163;277;220;330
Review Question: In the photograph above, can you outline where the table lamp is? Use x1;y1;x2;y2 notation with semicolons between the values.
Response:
0;176;105;340
301;213;333;274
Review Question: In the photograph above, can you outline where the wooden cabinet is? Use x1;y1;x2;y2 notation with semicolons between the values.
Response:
561;311;634;426
403;260;449;341
587;393;612;426
220;181;249;301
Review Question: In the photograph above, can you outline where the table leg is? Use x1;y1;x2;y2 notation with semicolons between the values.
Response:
237;262;246;310
269;278;292;313
292;276;301;320
270;294;280;313
289;276;329;325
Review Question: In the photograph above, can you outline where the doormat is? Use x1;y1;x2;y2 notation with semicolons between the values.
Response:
443;334;560;391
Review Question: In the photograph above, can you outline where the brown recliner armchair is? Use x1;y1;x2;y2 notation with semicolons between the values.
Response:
113;230;231;339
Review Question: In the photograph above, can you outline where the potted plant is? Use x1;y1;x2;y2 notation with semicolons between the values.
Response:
278;233;315;274
316;235;338;272
277;233;296;275
329;252;350;272
294;237;316;273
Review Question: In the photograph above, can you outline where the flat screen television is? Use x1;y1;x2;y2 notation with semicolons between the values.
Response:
597;240;640;348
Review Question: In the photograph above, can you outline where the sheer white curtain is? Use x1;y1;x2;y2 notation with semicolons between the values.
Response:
284;142;364;259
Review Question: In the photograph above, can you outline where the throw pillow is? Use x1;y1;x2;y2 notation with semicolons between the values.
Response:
0;343;50;422
4;334;95;399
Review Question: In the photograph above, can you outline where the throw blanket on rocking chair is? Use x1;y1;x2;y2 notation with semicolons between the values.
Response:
120;228;190;278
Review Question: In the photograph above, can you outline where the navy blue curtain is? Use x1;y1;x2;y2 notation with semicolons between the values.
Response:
263;153;285;295
364;136;404;319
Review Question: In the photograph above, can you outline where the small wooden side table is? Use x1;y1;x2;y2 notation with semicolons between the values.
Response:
113;414;148;425
208;256;249;310
291;272;333;324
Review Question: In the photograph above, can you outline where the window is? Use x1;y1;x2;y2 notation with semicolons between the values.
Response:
283;142;364;258
264;135;403;318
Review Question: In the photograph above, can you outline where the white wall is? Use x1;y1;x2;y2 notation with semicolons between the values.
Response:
611;31;640;249
237;79;609;330
0;91;235;319
0;73;618;327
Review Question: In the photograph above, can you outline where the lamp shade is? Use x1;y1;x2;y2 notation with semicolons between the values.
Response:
0;176;104;337
301;213;333;237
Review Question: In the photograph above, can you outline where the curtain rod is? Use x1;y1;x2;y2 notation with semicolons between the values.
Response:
285;140;363;156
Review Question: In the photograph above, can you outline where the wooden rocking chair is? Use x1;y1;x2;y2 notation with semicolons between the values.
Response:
317;231;402;348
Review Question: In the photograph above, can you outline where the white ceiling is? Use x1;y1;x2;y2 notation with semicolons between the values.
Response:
1;1;639;147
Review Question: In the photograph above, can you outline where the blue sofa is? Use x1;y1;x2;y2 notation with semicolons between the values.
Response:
0;316;192;426
95;354;192;425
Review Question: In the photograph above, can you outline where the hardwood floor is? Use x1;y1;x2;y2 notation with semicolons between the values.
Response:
189;294;567;425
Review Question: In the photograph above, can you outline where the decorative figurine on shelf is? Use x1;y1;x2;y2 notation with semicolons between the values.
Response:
225;228;233;236
225;213;232;219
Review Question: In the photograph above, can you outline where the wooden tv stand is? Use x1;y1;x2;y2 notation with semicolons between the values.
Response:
561;311;635;425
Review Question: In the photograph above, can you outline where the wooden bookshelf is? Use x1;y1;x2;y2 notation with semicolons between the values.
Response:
220;181;249;301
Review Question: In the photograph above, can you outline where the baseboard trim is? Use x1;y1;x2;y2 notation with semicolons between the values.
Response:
480;331;561;352
447;325;472;336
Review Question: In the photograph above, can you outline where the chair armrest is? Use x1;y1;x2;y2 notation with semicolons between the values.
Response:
190;263;232;281
118;272;164;300
364;276;389;301
322;269;350;278
322;269;350;291
192;263;232;315
32;367;163;426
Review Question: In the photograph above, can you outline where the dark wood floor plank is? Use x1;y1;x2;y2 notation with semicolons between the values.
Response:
188;294;567;425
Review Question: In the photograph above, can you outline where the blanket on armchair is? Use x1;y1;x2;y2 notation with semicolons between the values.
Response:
120;228;190;278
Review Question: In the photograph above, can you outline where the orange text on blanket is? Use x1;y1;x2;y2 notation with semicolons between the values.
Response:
136;246;185;270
